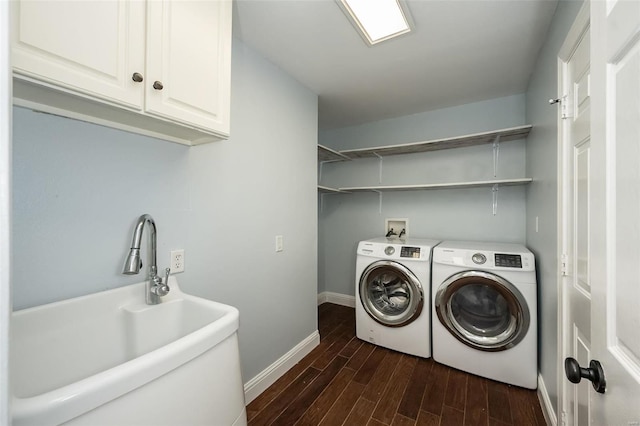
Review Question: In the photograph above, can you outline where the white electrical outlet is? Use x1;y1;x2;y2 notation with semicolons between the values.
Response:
275;235;284;252
170;249;185;273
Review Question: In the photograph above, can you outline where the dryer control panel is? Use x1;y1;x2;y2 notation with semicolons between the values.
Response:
432;242;535;272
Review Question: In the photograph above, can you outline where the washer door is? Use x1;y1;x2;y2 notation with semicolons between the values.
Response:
359;260;424;327
435;270;530;352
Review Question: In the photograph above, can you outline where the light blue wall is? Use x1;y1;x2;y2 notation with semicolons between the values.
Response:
12;39;318;383
318;95;528;296
320;94;526;151
525;0;584;415
12;108;192;306
185;41;318;382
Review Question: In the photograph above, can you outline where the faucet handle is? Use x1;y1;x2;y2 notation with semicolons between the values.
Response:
164;267;171;291
151;268;171;297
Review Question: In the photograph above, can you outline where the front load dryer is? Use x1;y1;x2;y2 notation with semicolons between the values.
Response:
355;237;439;358
432;241;537;389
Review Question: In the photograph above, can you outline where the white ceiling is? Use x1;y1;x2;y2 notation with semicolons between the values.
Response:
233;0;559;130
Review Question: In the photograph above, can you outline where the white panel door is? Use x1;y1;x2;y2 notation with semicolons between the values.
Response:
11;0;145;109
145;0;231;136
590;0;640;423
560;12;593;425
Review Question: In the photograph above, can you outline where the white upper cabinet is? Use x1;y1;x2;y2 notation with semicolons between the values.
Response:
11;0;232;145
12;0;146;109
145;0;231;135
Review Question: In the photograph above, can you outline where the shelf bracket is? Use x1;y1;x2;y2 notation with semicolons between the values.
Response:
492;135;501;178
374;152;383;183
492;184;499;216
373;190;383;214
319;161;325;183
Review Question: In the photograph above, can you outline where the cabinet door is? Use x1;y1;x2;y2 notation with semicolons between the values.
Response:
11;0;145;109
145;0;231;137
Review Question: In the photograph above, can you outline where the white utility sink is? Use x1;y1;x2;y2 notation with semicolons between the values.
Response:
11;277;247;426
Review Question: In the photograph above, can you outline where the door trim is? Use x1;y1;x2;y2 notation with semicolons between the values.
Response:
557;2;590;424
0;1;10;422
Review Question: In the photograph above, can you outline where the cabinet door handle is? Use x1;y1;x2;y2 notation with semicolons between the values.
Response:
153;81;164;91
132;72;144;83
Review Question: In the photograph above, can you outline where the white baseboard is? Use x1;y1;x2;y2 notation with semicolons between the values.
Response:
243;330;320;404
537;373;557;426
317;292;356;307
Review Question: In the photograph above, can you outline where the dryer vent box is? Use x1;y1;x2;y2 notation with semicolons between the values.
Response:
385;218;408;239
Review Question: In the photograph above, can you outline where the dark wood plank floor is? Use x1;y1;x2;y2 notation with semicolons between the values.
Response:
247;303;546;426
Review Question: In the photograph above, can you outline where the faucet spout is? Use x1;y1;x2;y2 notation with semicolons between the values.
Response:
123;214;168;304
123;214;157;276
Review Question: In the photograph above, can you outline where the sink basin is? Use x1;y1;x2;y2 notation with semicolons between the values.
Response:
11;277;247;426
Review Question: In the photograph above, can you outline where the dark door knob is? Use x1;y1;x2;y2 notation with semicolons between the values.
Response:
132;72;144;83
153;81;164;90
564;357;606;393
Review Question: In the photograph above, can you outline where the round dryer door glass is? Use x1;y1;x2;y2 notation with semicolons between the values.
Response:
435;270;530;351
451;284;512;338
359;260;423;327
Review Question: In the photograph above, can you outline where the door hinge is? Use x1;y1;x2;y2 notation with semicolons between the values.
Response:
561;253;569;276
560;94;570;119
550;95;571;119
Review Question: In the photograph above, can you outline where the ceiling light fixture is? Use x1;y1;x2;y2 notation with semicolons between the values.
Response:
338;0;412;46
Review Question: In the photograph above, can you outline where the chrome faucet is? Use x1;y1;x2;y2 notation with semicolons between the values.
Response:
122;214;170;304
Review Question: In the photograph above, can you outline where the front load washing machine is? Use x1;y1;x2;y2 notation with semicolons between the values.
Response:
432;241;537;389
355;237;439;358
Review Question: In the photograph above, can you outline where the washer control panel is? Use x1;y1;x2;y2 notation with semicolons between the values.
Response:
400;246;421;258
357;238;438;262
471;253;486;264
495;253;523;268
